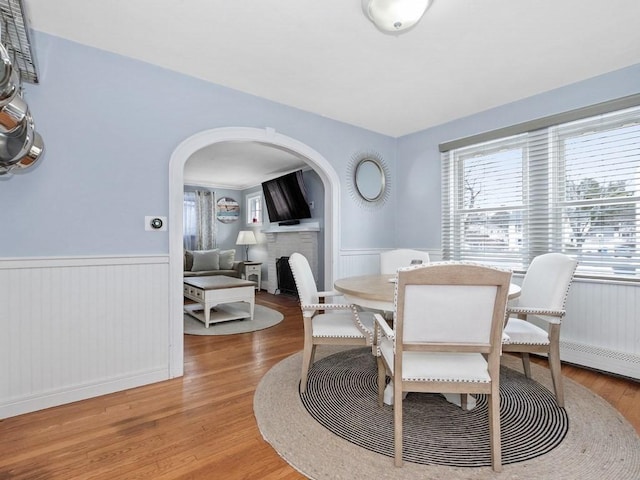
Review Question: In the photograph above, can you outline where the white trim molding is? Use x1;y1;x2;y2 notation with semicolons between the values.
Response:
169;127;341;377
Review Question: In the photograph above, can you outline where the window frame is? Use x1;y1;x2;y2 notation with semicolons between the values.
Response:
441;101;640;281
246;193;263;226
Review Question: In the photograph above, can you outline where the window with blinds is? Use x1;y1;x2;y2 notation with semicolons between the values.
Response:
441;103;640;279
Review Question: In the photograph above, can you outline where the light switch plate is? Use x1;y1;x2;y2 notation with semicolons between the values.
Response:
145;216;167;231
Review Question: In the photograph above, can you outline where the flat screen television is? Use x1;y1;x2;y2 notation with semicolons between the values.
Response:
262;170;312;225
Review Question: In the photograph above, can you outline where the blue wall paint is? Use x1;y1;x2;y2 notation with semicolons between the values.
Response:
395;63;640;250
2;32;638;257
0;32;396;257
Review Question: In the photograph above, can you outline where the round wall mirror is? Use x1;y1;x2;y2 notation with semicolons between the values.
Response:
348;151;390;209
355;158;385;202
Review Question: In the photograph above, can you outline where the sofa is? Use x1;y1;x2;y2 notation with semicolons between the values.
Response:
183;249;244;278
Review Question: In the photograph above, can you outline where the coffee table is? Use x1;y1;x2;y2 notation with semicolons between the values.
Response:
183;275;256;328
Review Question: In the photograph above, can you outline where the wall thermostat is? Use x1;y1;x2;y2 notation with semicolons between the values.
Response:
145;216;167;231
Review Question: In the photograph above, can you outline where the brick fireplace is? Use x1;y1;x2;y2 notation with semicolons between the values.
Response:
263;223;320;294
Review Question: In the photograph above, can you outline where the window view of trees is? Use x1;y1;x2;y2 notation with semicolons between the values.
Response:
443;106;640;278
564;178;635;248
561;124;639;275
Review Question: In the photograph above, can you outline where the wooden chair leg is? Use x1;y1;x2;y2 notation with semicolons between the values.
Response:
299;341;315;394
548;325;564;407
521;352;532;378
376;357;386;407
548;352;564;408
394;379;403;467
488;389;502;472
309;344;317;366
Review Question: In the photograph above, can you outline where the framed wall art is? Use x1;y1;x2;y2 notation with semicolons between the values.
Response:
216;196;240;223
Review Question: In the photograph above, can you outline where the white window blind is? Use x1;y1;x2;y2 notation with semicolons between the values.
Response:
442;104;640;279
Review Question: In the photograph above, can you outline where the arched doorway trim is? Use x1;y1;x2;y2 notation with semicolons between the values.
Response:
168;127;340;376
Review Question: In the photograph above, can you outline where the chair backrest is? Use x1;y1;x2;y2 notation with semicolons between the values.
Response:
380;249;431;274
518;253;578;314
288;253;319;305
395;264;511;352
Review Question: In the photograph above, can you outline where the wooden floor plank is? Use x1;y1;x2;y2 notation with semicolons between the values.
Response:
0;292;636;479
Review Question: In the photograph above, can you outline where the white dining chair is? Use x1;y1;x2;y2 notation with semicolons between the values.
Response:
289;253;375;393
502;253;578;407
375;263;511;471
379;249;430;274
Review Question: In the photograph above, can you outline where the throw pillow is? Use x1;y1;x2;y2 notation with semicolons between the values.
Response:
218;249;236;270
184;250;194;271
191;249;220;271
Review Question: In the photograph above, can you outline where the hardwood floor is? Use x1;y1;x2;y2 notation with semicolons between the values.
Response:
1;293;638;479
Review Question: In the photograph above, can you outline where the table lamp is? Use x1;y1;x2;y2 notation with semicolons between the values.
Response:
236;230;257;261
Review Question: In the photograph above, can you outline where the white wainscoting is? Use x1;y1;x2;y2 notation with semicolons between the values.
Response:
561;279;640;379
338;249;640;379
0;255;171;418
2;251;637;419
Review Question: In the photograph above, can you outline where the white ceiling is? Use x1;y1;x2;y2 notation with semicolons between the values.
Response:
24;0;640;187
184;141;308;190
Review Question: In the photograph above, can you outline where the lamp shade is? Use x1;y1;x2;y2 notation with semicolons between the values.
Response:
236;230;257;245
362;0;432;33
236;230;257;262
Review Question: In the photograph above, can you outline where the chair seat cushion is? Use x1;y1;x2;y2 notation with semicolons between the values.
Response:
379;338;491;383
312;310;375;338
503;318;550;345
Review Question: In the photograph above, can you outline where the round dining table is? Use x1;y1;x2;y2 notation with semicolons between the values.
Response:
334;273;521;311
334;273;521;408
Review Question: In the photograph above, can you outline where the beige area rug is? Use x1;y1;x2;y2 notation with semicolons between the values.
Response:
184;303;283;335
254;347;640;480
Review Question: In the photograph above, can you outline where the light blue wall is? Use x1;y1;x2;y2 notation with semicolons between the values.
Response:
0;32;396;257
395;63;640;250
3;32;638;258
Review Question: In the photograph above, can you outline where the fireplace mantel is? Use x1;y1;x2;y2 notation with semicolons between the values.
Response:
262;221;320;234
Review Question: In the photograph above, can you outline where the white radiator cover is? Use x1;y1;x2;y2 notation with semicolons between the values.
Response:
560;279;640;379
0;255;171;418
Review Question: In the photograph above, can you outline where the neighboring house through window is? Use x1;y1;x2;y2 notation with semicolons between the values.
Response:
441;101;640;279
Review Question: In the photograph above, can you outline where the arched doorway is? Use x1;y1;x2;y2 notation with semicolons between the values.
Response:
168;127;340;376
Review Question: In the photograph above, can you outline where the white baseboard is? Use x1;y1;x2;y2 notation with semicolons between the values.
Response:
0;369;169;419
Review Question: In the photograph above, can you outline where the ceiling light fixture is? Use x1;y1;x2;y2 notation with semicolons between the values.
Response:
362;0;433;34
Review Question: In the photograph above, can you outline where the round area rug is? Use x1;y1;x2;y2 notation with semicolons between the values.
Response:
300;348;568;467
184;303;283;335
254;347;640;480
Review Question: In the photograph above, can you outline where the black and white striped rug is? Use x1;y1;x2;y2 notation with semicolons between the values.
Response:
300;348;569;467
